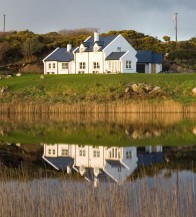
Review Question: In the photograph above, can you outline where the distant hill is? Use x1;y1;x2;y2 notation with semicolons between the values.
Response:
0;29;196;73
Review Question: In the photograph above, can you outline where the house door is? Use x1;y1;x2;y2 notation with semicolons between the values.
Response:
136;63;145;73
151;64;156;74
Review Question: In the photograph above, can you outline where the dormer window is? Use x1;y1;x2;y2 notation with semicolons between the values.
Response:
94;43;100;52
80;44;85;52
80;47;84;52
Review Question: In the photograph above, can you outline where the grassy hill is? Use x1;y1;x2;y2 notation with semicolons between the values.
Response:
0;73;196;104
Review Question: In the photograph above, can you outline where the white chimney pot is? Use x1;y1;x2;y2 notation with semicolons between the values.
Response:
67;44;72;52
94;32;99;42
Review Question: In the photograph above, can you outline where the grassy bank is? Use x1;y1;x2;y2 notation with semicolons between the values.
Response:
0;73;196;106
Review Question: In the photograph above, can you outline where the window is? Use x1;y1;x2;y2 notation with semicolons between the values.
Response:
53;63;56;69
79;150;86;157
79;62;86;69
93;150;100;158
48;63;51;69
93;62;100;69
117;47;121;52
48;149;51;155
53;149;55;155
126;61;132;69
62;149;68;156
62;63;68;70
126;151;132;159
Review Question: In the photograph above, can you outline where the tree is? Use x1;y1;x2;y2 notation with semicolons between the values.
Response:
163;35;171;42
58;28;99;37
0;42;10;63
22;37;42;60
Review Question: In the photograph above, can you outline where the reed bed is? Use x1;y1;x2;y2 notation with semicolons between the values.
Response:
0;101;196;114
0;174;195;217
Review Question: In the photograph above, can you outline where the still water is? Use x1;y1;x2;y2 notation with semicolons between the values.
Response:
0;113;196;217
0;112;196;182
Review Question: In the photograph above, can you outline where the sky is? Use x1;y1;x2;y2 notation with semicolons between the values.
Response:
0;0;195;41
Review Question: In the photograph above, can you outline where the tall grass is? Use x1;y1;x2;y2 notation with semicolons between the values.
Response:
0;101;196;114
0;168;195;217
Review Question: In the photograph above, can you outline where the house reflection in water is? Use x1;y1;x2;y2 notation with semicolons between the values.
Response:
42;144;163;185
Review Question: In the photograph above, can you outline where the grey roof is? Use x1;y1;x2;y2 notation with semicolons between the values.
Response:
77;35;118;53
106;160;125;168
45;48;74;62
136;50;163;64
44;157;74;170
105;52;126;60
82;41;91;47
138;152;164;166
74;167;115;183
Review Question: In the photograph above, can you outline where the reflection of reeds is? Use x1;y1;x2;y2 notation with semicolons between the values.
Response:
0;170;195;217
0;107;196;126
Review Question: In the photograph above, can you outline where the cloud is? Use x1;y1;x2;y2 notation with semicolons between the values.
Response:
0;0;195;40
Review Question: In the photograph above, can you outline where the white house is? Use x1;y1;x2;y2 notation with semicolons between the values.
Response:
43;32;138;74
42;143;163;185
42;144;138;184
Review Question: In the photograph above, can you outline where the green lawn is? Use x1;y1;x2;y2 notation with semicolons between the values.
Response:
0;73;196;104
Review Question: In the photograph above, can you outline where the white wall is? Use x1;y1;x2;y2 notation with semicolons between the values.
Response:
75;145;105;169
89;52;104;73
75;52;89;73
57;61;75;74
44;61;58;74
121;51;137;73
43;144;76;158
103;147;138;183
156;64;162;73
146;63;162;74
44;61;75;74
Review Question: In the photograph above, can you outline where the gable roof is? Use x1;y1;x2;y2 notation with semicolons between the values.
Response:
136;50;163;64
77;35;118;52
44;48;74;62
105;52;126;60
43;156;74;170
106;160;125;168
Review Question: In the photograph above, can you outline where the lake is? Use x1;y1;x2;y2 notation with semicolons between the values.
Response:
0;113;196;217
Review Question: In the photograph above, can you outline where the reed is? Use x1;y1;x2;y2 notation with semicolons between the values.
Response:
0;101;196;114
0;168;195;217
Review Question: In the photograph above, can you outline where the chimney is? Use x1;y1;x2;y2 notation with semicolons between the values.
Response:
67;44;72;52
94;32;99;42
